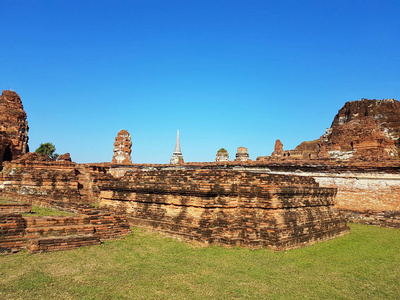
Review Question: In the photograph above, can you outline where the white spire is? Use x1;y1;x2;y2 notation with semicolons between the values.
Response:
170;129;184;164
173;130;181;154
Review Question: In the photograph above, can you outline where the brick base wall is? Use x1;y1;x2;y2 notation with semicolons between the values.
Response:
98;169;349;250
0;199;131;254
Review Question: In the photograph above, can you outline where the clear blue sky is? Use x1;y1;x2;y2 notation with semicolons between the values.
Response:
1;0;399;163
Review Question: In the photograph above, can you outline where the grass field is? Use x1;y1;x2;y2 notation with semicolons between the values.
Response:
0;197;75;216
0;223;399;299
22;206;76;217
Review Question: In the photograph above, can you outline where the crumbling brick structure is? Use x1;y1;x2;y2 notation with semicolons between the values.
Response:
0;90;29;167
98;169;349;250
3;90;399;253
0;201;131;254
112;130;132;164
0;155;350;250
258;98;400;162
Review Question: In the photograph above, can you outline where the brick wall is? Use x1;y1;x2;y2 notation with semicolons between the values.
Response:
312;173;400;228
0;213;26;253
98;169;349;250
0;203;31;214
0;210;131;254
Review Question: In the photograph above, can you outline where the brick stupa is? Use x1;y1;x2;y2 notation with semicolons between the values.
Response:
235;147;250;161
112;130;132;164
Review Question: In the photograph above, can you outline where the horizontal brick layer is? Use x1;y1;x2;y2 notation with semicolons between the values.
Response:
0;201;131;254
0;203;31;214
99;169;348;250
27;235;101;253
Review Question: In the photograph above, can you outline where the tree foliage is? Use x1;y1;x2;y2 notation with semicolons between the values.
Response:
35;143;59;160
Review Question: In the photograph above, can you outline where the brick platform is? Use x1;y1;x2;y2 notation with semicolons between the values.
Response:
98;169;349;250
0;202;131;254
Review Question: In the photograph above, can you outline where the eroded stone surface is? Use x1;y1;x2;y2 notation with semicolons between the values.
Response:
258;98;400;163
324;99;400;159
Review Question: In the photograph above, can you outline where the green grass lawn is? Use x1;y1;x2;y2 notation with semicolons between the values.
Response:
22;206;75;217
0;198;75;216
0;223;399;299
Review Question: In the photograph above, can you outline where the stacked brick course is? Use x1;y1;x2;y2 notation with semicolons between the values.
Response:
98;169;349;250
0;213;26;253
1;155;398;242
0;203;131;254
0;203;31;214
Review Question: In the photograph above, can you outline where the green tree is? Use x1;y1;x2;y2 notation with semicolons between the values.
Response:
35;143;59;160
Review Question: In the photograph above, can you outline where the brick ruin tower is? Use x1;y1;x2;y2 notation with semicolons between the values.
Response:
111;130;132;164
170;130;184;164
235;146;250;161
271;139;284;157
0;90;29;167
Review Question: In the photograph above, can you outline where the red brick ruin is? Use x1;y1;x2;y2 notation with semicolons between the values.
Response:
0;90;29;167
258;98;400;162
1;91;399;254
111;129;132;164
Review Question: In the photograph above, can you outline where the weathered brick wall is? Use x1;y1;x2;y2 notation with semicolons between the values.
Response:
312;173;400;228
0;160;80;202
0;213;26;253
0;209;131;254
0;203;31;214
98;169;348;250
241;165;400;228
1;158;398;233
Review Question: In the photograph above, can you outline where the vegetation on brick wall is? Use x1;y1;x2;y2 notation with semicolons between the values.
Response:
22;206;75;217
35;143;59;160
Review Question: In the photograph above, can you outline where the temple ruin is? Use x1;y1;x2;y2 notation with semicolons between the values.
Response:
0;90;29;168
111;130;132;164
1;91;400;254
258;98;400;162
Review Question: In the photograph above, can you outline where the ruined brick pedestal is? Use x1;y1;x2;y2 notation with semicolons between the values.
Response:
98;169;349;250
0;203;131;254
235;147;250;161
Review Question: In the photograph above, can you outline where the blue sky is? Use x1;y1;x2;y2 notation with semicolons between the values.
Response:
1;0;399;163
